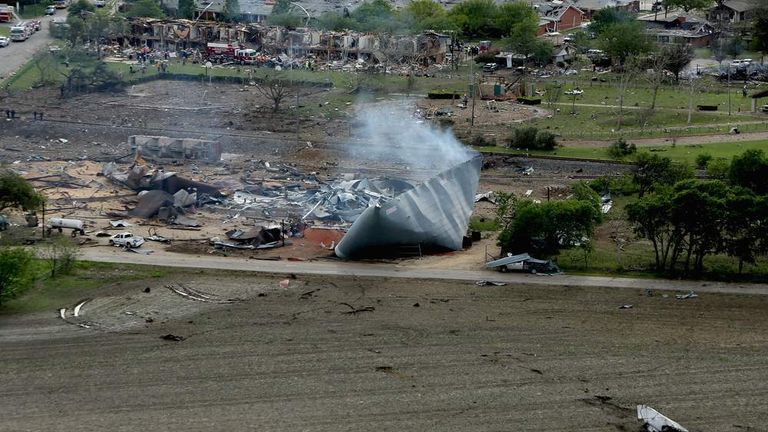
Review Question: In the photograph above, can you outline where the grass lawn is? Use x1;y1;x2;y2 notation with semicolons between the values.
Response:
476;139;768;165
0;26;9;37
19;3;48;18
0;260;169;314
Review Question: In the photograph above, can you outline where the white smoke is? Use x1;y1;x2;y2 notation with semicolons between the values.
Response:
347;103;477;172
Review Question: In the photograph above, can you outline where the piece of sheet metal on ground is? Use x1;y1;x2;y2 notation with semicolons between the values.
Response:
335;154;482;259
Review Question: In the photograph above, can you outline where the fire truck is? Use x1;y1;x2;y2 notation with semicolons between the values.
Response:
205;42;244;63
0;4;14;23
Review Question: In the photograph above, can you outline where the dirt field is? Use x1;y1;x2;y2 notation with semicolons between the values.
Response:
1;80;631;263
1;271;767;431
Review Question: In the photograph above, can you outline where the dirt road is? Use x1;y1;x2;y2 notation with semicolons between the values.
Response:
79;247;768;296
1;270;767;431
0;13;58;83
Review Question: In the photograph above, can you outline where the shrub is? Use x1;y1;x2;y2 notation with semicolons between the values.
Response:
469;135;497;147
507;127;557;151
607;137;637;159
0;248;35;306
695;153;713;169
706;158;730;179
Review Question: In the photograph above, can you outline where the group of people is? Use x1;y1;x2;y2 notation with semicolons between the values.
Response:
4;110;44;120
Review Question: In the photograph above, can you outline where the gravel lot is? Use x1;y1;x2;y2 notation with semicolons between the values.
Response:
2;272;767;431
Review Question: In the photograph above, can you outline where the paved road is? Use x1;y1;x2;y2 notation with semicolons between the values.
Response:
0;12;58;83
80;247;768;296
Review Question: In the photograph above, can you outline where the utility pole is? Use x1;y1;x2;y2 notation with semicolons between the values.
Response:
728;65;732;116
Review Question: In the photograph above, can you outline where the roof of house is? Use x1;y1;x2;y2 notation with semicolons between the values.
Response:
575;0;635;11
532;0;583;21
196;0;273;15
718;0;755;13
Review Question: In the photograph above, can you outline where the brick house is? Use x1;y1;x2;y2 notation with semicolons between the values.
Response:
535;1;584;36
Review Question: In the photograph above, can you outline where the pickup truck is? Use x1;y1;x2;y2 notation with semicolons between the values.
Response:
109;232;145;248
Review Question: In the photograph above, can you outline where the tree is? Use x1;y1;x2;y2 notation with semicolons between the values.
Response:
39;237;80;278
589;7;633;36
750;4;768;63
632;152;693;197
0;170;44;212
0;248;35;306
724;192;768;273
402;0;454;32
498;199;602;255
178;0;196;19
447;0;500;38
351;0;397;32
662;43;694;82
272;0;292;15
125;0;165;18
68;0;94;17
662;0;712;12
598;21;653;66
729;149;768;195
626;190;677;271
495;2;537;38
222;0;240;22
254;74;290;113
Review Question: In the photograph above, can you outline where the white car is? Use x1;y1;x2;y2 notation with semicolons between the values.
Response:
95;0;106;7
109;232;145;248
0;37;9;47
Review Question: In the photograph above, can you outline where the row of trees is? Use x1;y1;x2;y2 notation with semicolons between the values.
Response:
627;150;768;275
270;0;538;41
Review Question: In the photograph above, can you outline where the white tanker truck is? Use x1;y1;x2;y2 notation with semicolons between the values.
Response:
46;218;86;236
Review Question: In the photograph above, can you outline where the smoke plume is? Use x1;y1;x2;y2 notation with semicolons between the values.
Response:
347;103;477;173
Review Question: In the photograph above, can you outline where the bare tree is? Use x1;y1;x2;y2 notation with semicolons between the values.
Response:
616;57;638;130
39;237;80;278
254;74;290;113
544;82;562;113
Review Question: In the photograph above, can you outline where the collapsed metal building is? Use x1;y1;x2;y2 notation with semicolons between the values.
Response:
126;18;452;64
335;154;482;259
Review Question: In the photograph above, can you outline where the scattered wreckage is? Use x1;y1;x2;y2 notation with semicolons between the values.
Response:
637;405;688;432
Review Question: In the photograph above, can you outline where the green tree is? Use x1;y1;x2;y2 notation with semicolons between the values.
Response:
626;189;677;271
448;0;500;38
751;5;768;62
632;152;693;197
222;0;240;22
272;0;292;15
0;170;44;212
125;0;165;18
68;0;95;17
0;248;35;307
498;199;601;255
598;21;653;66
724;192;768;273
588;7;632;36
668;179;728;274
662;0;712;12
729;149;768;195
402;0;454;32
495;2;536;38
178;0;196;19
351;0;397;32
315;12;356;31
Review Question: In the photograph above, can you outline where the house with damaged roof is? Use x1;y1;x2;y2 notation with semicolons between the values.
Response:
708;0;758;24
533;1;584;36
574;0;639;19
638;9;715;47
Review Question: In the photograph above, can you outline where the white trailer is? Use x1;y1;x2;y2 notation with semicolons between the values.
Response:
47;218;86;236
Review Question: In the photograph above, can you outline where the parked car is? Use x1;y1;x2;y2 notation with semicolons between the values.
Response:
45;5;56;15
29;20;41;31
109;232;145;248
761;104;768;113
0;36;9;47
482;63;499;73
94;0;106;7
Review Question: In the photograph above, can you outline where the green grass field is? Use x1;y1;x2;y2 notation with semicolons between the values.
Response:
476;139;768;164
0;26;9;37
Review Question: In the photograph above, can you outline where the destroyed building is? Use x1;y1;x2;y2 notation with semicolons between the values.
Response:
123;18;451;66
335;154;482;259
